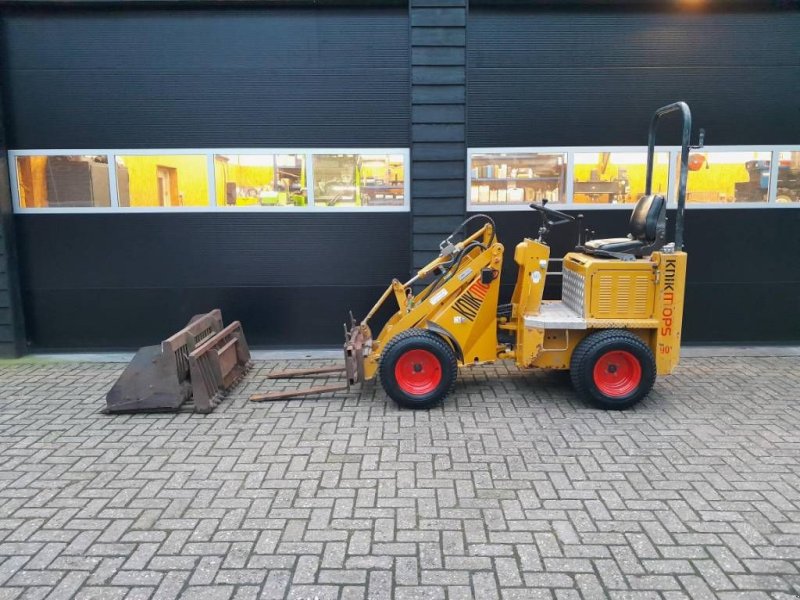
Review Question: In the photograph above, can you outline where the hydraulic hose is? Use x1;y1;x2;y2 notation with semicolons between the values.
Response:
412;214;496;306
416;240;486;304
447;214;496;247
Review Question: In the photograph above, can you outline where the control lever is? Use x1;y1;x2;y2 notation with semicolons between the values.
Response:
575;213;584;246
691;128;706;149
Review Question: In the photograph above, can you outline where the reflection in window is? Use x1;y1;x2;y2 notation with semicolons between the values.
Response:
313;154;405;207
470;153;566;205
16;155;110;208
573;152;669;204
681;151;772;203
358;155;405;207
116;155;209;207
777;152;800;203
215;154;306;207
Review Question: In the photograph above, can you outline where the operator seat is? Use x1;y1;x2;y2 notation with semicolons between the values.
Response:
579;194;666;258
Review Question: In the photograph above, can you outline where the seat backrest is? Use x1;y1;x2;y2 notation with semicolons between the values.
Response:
629;194;665;241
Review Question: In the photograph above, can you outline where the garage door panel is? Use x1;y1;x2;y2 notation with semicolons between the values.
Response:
22;285;395;350
8;68;409;147
4;7;410;148
469;66;800;146
468;9;800;146
5;10;408;71
468;11;800;70
15;213;411;290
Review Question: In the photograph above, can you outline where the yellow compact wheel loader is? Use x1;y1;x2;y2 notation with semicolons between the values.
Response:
340;102;698;411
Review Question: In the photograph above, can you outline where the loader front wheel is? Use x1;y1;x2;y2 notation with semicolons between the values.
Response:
379;329;457;410
570;330;656;410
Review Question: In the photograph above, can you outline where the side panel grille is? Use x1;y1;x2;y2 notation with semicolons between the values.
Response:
590;271;655;319
634;275;651;315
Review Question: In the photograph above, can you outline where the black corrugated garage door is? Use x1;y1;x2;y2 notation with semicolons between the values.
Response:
467;5;800;343
2;6;411;349
468;7;800;147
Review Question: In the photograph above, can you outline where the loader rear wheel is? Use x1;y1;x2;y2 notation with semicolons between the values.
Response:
570;330;656;410
379;329;457;410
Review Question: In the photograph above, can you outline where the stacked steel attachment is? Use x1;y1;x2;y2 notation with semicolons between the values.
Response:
105;309;251;414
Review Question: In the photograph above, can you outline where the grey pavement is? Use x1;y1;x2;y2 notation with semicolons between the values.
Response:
0;355;799;599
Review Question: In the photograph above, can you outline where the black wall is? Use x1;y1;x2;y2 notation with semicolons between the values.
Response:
15;213;410;349
410;0;468;272
2;6;411;350
3;7;410;148
0;100;25;357
468;7;800;147
1;2;798;351
468;5;800;344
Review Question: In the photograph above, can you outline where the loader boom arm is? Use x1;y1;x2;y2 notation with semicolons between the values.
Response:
346;220;503;383
361;223;495;326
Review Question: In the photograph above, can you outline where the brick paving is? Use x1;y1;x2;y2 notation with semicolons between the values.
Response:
0;355;799;600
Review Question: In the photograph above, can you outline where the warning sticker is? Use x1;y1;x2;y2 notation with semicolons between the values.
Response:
429;289;448;305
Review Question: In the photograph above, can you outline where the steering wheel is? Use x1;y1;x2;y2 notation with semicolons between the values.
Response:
529;202;575;226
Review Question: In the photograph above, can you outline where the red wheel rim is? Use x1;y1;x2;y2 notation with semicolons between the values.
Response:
593;350;642;397
394;349;442;395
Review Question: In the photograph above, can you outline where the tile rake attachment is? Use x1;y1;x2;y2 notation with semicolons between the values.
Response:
105;309;252;414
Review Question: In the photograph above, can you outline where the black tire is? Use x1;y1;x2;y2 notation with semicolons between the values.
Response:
379;328;458;410
570;329;656;410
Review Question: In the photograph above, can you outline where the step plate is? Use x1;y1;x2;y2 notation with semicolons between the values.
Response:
524;301;587;330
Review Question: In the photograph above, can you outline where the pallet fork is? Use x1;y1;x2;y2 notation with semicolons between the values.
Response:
249;367;349;402
249;315;366;402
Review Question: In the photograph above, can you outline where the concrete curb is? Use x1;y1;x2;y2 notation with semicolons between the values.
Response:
6;345;798;364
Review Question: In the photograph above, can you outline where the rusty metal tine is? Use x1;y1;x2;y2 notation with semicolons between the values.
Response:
249;383;350;402
266;366;346;379
188;321;242;358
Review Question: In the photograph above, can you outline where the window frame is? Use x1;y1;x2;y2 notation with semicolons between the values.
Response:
8;148;411;214
467;145;800;211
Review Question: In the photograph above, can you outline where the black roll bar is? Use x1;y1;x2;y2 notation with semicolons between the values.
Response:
645;101;692;251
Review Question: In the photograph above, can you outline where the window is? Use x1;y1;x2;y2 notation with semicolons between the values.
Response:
214;154;307;207
573;152;669;204
358;154;405;207
681;151;772;203
313;153;405;207
15;155;110;208
116;155;209;207
470;152;566;205
776;151;800;203
468;147;800;208
11;148;408;212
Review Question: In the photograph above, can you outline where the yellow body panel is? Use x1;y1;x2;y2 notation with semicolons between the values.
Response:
428;243;504;364
360;224;503;380
508;239;550;366
653;252;687;374
511;239;550;316
562;252;657;319
529;330;584;370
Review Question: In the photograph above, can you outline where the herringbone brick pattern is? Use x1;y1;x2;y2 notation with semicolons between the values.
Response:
0;356;798;599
